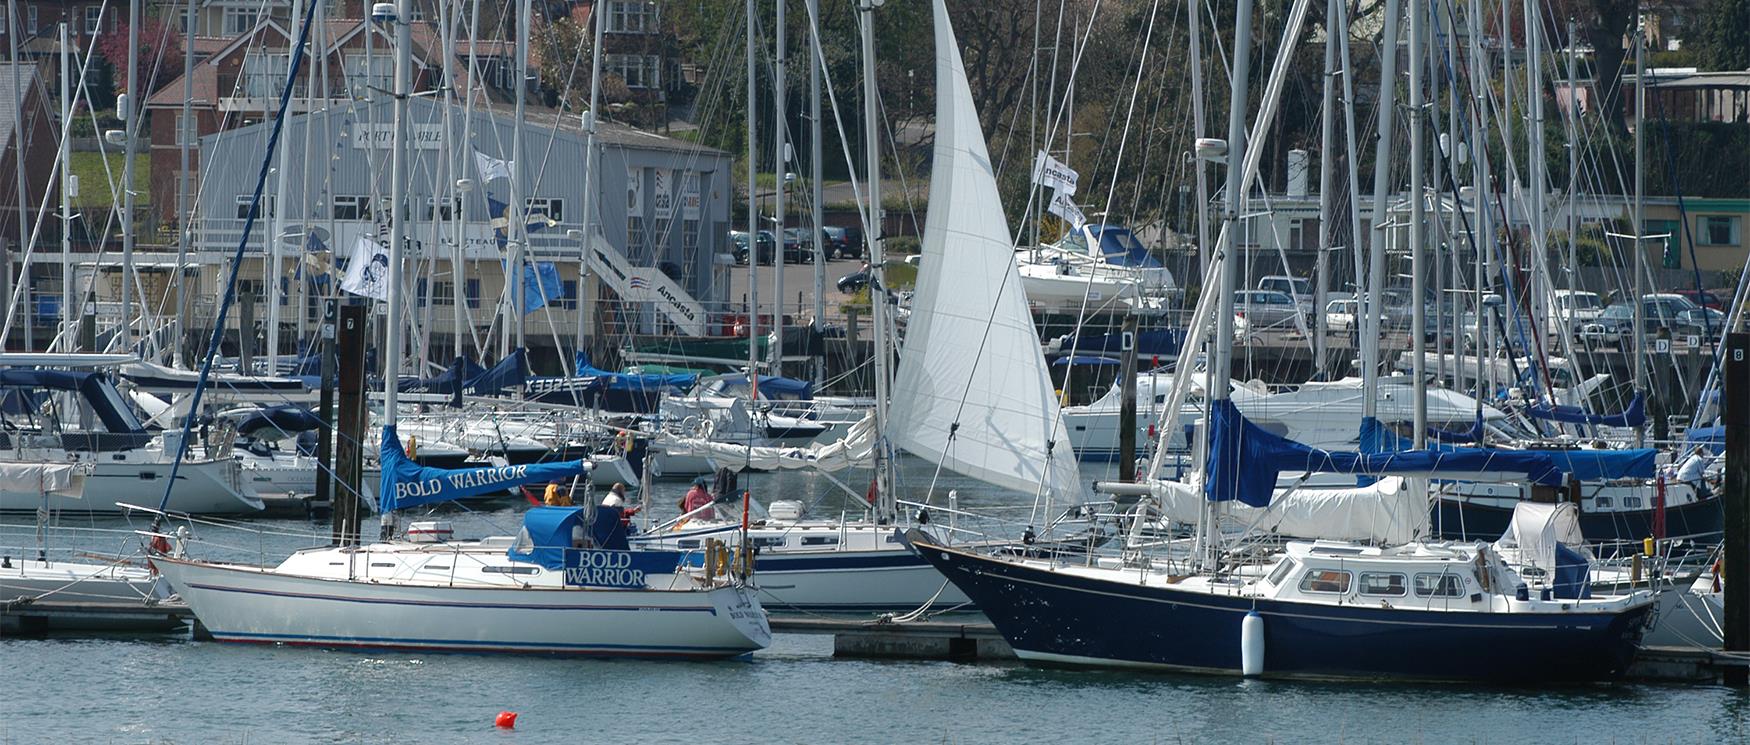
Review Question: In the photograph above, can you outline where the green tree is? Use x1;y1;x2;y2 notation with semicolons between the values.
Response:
1690;0;1750;71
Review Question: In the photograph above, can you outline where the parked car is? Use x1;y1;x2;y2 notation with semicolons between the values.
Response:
821;226;856;259
1257;275;1313;314
1550;289;1605;334
1323;297;1358;334
730;230;776;264
1671;288;1724;310
1577;294;1701;343
1675;307;1726;339
780;228;818;263
1234;290;1303;330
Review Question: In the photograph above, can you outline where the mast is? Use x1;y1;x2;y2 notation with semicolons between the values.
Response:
1314;0;1338;378
7;0;26;348
772;0;786;378
1185;0;1210;277
808;0;825;384
1408;0;1426;447
1524;0;1549;372
860;0;892;511
1211;0;1253;410
120;0;140;353
745;0;760;400
381;0;413;535
1467;0;1494;404
1564;16;1578;293
577;0;604;364
506;0;531;357
459;0;482;361
267;0;307;373
59;21;72;353
1631;16;1646;446
1361;0;1402;423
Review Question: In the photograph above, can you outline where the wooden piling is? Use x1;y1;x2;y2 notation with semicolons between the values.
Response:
1722;331;1747;687
332;304;367;547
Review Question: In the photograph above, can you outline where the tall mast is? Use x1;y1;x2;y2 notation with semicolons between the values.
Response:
1408;0;1426;447
267;0;307;374
1631;16;1646;446
1210;0;1253;402
504;0;531;358
1564;16;1578;293
745;0;760;396
576;0;604;363
1467;0;1494;403
59;21;72;353
380;0;413;535
120;0;140;353
1524;0;1549;369
772;0;786;378
7;0;27;348
860;0;892;510
1185;0;1210;277
807;0;825;384
1314;0;1338;378
1361;0;1402;423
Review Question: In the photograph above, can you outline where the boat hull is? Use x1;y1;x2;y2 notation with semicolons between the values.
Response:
156;558;771;658
906;534;1650;682
1433;490;1723;547
1;559;168;603
0;458;261;515
747;549;971;613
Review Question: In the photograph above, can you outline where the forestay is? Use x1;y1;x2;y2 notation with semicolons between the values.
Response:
887;1;1082;500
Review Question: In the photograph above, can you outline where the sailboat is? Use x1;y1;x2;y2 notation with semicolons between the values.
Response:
150;1;768;659
900;0;1654;681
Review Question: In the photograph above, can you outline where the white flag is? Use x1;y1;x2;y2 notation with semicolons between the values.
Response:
340;235;391;301
1048;191;1086;230
1031;150;1079;195
473;149;513;182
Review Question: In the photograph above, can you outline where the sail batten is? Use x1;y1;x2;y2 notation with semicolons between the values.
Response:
887;2;1082;500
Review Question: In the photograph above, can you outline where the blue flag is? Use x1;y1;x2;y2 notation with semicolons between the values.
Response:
518;262;565;313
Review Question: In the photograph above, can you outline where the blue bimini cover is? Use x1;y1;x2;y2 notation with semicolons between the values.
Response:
1365;417;1653;482
506;506;681;587
1206;401;1565;508
377;425;587;512
1526;391;1645;427
465;348;527;397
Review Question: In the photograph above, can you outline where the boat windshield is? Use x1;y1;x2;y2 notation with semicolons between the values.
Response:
1090;226;1161;267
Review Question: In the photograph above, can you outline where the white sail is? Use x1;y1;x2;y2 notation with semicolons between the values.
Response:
888;2;1082;500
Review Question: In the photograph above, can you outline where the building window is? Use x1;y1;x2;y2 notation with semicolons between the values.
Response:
464;278;481;308
627;216;645;258
85;6;102;35
604;54;660;89
240;51;294;98
343;53;393;97
525;197;563;223
27;6;38;35
235;195;275;219
606;1;659;33
415;278;428;307
175;112;195;147
1699;216;1740;247
681;218;700;269
432;280;454;306
332;196;372;221
223;6;259;35
561;279;578;310
427;196;461;221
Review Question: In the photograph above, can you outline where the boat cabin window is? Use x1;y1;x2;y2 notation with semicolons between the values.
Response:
1298;569;1352;594
482;565;540;575
370;562;396;568
1622;496;1642;509
677;540;701;549
1358;572;1407;596
754;537;788;548
1593;496;1612;508
800;536;839;546
1265;559;1297;586
1413;573;1465;598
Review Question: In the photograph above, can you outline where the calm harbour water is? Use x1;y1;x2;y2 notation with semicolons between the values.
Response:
3;459;1746;743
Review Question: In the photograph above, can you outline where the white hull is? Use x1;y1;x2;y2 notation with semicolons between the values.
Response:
157;556;771;657
0;559;168;603
0;457;261;514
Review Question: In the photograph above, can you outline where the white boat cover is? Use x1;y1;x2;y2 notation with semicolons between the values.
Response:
0;463;84;497
1151;476;1430;544
887;3;1082;501
1496;501;1585;575
652;412;876;474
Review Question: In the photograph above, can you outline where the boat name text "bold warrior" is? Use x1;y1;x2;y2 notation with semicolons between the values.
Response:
564;551;645;588
394;465;531;499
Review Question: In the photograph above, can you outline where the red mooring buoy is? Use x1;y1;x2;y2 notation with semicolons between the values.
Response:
494;711;518;729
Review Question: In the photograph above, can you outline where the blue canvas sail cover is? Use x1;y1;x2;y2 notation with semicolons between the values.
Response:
406;357;487;394
1056;329;1186;360
236;405;323;438
1427;414;1486;444
1685;425;1724;455
1525;391;1645;427
1364;417;1654;481
466;348;528;397
1051;355;1121;367
378;425;588;512
574;351;698;392
717;373;813;400
1206;401;1565;508
506;506;682;587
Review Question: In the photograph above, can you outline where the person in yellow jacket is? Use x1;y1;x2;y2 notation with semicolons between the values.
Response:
542;482;573;507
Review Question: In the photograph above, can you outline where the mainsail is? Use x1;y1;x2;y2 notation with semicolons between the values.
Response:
887;1;1083;500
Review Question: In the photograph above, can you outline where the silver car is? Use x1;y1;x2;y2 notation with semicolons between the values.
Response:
1234;290;1304;330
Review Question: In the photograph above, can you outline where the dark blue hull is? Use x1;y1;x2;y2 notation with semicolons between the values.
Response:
904;532;1650;682
1433;493;1723;547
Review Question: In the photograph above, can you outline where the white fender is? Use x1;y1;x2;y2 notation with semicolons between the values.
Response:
1240;610;1265;677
